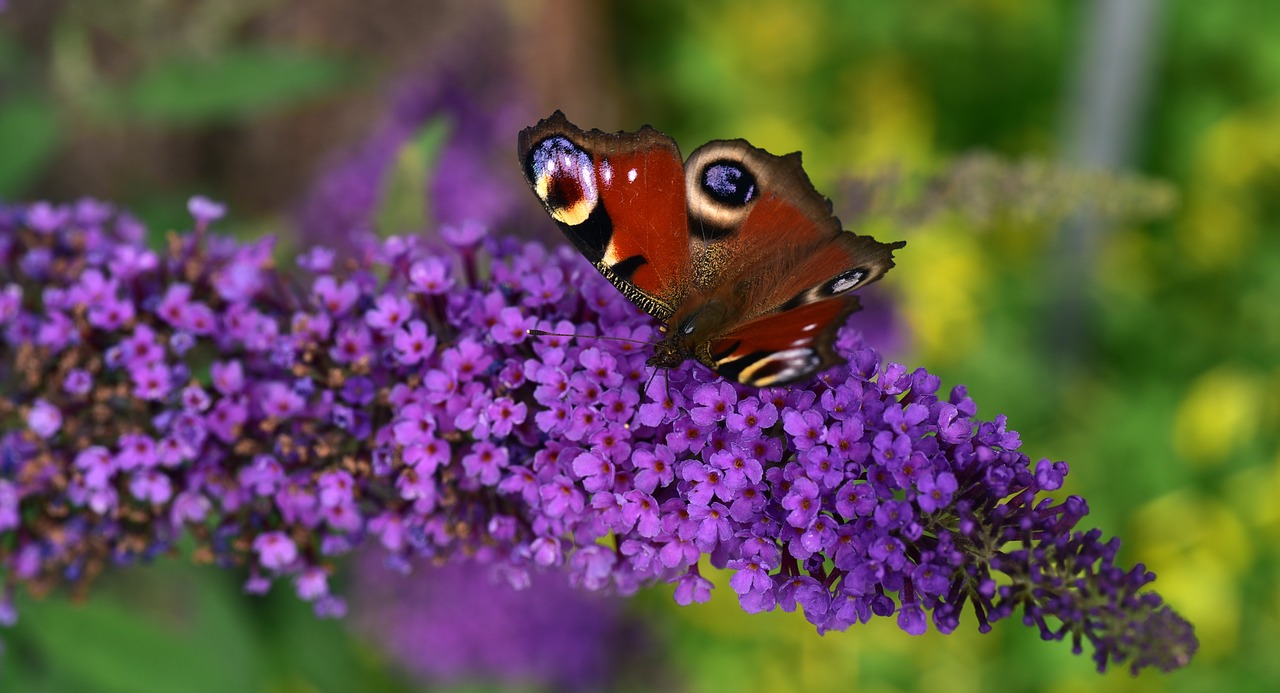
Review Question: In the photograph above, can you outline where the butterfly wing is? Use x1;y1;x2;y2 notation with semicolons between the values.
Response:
677;140;905;385
681;139;902;314
518;111;693;322
703;297;860;386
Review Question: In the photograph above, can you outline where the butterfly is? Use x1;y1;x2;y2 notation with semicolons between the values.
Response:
518;111;904;387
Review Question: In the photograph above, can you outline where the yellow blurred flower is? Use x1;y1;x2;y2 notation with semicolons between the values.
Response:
835;58;934;173
1179;104;1280;270
1131;491;1248;661
896;220;985;364
1172;366;1264;467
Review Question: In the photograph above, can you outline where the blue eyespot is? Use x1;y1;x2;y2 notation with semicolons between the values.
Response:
701;161;757;207
827;268;867;295
528;136;598;225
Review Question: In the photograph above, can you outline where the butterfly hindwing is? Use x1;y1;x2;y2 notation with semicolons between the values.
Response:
701;231;901;385
518;111;693;321
706;297;858;387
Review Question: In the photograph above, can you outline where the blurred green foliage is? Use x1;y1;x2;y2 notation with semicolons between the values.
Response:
0;35;61;196
6;557;419;693
377;117;452;237
2;0;1278;691
101;48;356;124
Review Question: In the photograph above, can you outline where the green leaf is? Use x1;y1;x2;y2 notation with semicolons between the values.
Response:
375;116;452;236
0;96;60;197
110;48;357;124
10;562;264;693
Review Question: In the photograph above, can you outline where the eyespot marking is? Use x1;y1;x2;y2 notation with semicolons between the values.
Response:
828;268;867;295
736;348;821;386
700;160;757;207
528;136;598;226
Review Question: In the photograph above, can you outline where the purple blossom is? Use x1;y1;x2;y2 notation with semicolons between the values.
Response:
211;359;244;394
26;398;61;438
314;276;359;316
441;220;487;247
783;408;827;451
781;476;822;528
64;368;92;395
260;382;305;419
409;257;454;294
0;481;19;532
295;566;330;601
571;452;615;494
689;381;738;426
187;195;227;226
725;396;778;440
394;320;437;365
128;470;173;504
254;531;298;571
366;294;414;334
462;442;509;486
0;199;1196;675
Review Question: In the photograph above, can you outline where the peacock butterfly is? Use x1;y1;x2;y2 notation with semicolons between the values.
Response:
518;111;905;387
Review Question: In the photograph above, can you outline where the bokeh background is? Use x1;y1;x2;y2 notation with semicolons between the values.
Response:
3;1;1278;691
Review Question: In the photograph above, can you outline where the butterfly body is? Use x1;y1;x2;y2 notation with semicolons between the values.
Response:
519;111;903;387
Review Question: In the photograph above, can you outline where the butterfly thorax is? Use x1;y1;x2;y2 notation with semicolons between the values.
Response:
647;298;734;372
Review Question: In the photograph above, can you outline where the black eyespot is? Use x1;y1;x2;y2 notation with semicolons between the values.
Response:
700;160;757;207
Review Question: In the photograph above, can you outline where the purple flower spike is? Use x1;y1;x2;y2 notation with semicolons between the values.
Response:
0;199;1196;676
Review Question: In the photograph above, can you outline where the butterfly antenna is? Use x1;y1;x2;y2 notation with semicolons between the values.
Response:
527;329;659;347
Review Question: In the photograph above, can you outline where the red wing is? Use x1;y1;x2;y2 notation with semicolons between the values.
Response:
705;298;859;387
519;111;693;321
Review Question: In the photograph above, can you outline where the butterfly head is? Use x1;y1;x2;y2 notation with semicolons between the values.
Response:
646;341;687;371
645;299;732;371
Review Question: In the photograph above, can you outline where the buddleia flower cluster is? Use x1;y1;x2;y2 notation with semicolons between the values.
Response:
0;198;1196;674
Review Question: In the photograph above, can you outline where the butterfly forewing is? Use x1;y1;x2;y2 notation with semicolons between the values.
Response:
681;139;901;311
519;111;693;321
